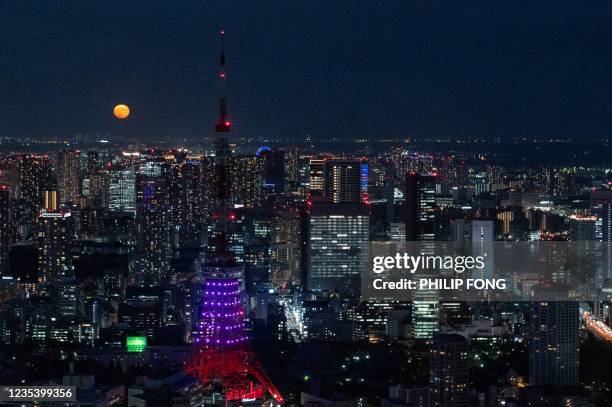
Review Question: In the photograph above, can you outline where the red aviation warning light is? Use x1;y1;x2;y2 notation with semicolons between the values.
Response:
214;113;231;133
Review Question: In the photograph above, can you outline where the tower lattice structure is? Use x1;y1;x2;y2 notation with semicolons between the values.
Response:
184;29;284;405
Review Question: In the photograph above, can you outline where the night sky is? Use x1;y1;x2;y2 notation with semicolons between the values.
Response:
2;1;611;141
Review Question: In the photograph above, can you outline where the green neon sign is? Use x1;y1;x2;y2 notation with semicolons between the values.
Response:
126;336;147;352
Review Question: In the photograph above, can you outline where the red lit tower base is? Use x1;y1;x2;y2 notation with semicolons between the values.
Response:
184;276;284;404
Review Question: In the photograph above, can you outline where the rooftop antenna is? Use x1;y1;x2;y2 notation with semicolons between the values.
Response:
215;28;231;133
212;28;232;259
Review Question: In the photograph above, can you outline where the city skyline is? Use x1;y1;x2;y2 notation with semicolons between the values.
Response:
1;2;612;406
1;119;611;405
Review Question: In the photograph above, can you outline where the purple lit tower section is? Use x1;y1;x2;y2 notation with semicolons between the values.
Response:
187;270;283;402
195;278;247;347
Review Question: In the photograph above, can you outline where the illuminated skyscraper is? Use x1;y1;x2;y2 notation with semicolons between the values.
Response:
38;209;73;285
406;172;438;339
324;159;367;203
0;185;11;274
307;201;369;295
598;199;612;281
390;222;406;241
57;281;80;317
284;146;300;189
449;218;466;242
107;167;136;213
308;158;325;196
529;300;579;386
86;151;102;174
471;219;494;241
82;170;108;208
270;210;301;288
135;174;173;285
569;214;599;241
18;154;54;219
231;155;264;208
601;201;612;242
471;219;494;280
405;172;436;241
169;156;213;249
57;150;81;203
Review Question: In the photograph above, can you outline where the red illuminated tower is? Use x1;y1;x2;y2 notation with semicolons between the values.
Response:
184;29;284;405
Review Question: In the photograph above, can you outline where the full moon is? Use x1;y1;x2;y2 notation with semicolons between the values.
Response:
113;104;130;119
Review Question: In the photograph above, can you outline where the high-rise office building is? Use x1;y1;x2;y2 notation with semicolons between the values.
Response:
135;174;173;285
529;300;579;386
136;174;168;210
18;154;54;219
569;214;599;241
323;159;366;203
411;293;439;340
598;200;612;281
168;157;213;249
307;201;369;295
471;220;494;241
38;209;73;285
83;170;108;208
107;167;136;213
231;155;264;208
138;156;163;177
601;202;612;242
257;147;285;192
308;158;325;197
470;173;489;195
471;219;494;280
449;218;466;242
85;151;102;174
120;286;164;340
0;185;12;274
284;146;300;188
57;150;81;203
406;172;439;339
57;281;80;317
405;172;436;241
390;222;406;241
270;210;301;288
429;333;469;407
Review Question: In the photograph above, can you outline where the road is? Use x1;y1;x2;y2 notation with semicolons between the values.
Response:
583;311;612;343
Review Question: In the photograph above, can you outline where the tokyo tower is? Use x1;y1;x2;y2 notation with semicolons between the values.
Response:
184;29;284;405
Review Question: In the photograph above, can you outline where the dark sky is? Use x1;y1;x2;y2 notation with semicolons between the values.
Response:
1;1;611;141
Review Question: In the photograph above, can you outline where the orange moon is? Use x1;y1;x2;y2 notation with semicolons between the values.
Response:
113;104;130;119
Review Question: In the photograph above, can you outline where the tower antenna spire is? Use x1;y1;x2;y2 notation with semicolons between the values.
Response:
215;27;231;133
212;28;232;259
